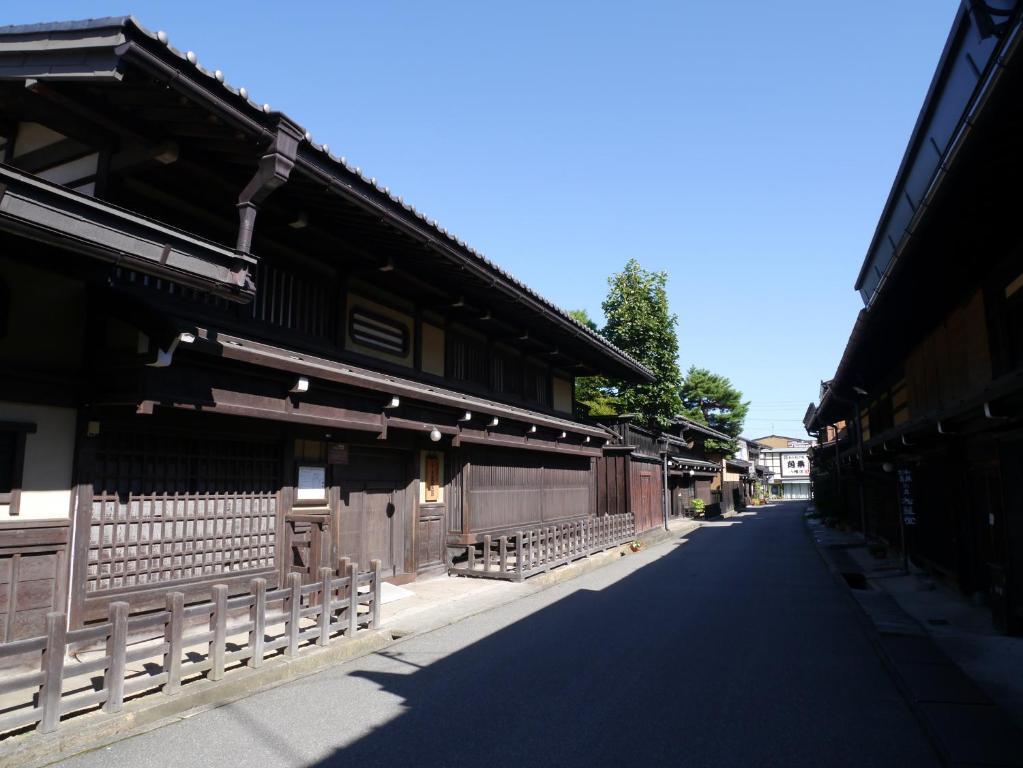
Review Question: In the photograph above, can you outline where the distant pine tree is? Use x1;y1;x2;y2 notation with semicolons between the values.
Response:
679;366;749;455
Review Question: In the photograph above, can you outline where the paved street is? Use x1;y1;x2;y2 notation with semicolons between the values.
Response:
57;503;940;768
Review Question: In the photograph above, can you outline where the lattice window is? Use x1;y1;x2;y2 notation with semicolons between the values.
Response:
251;262;334;339
87;431;280;594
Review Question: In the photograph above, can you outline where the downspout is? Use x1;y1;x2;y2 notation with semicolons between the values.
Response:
235;117;305;253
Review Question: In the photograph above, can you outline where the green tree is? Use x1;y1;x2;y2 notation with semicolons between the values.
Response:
568;309;619;416
601;259;683;427
679;366;749;454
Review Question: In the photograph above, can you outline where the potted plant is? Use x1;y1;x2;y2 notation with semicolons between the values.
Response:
629;540;642;553
691;498;705;517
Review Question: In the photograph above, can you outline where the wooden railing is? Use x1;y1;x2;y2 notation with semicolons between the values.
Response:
449;514;635;582
0;559;381;738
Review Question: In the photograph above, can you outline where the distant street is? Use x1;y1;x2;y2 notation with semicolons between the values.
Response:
57;503;940;768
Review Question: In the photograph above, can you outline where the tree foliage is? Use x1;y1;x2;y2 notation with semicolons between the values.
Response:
679;366;749;455
568;309;619;416
601;260;683;427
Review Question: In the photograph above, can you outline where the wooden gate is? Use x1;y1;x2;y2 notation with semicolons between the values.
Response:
75;428;281;622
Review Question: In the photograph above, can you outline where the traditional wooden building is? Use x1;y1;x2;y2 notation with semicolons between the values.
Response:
0;17;653;639
595;416;723;530
805;2;1023;634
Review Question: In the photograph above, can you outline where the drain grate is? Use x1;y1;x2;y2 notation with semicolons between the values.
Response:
841;572;870;590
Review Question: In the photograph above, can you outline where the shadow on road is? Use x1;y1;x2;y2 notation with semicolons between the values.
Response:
298;502;938;768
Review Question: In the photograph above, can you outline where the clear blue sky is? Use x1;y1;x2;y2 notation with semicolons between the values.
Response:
9;1;961;437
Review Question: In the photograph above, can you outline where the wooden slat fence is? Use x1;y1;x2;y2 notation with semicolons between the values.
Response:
0;559;382;739
449;514;635;582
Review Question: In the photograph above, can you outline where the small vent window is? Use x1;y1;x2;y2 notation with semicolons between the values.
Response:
349;309;409;356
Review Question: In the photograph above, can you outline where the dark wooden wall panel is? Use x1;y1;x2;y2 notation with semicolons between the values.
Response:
0;522;68;647
465;448;590;534
595;455;628;517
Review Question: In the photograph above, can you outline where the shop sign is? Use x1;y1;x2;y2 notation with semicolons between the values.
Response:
898;468;915;526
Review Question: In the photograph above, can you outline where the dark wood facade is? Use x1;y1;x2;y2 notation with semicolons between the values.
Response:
595;419;722;533
806;4;1023;635
0;17;652;634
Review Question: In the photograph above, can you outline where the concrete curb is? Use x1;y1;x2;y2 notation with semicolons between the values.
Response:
3;521;702;768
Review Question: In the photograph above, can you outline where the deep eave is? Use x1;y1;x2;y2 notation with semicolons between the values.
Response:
855;2;1022;304
0;15;654;383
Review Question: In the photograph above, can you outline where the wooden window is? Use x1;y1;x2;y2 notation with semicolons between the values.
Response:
491;348;522;396
87;431;280;595
447;331;488;388
349;308;409;357
524;362;551;408
251;261;335;340
0;422;33;516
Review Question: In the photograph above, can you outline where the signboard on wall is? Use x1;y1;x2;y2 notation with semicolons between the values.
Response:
296;464;327;503
781;453;809;477
898;468;915;526
420;452;443;504
327;443;349;465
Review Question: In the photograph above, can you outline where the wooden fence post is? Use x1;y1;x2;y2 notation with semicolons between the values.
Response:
467;543;475;571
346;561;358;637
370;560;382;629
164;592;184;695
38;612;66;733
209;585;228;681
249;578;266;668
318;566;332;646
499;536;507;573
515;531;524;581
482;535;491;572
285;572;301;657
103;602;129;713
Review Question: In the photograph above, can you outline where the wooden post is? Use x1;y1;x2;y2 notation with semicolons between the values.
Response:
318;566;332;646
482;535;492;572
346;561;358;637
249;578;266;668
103;602;129;713
164;592;184;695
370;559;382;629
209;585;228;681
285;572;301;657
515;531;524;581
498;536;507;573
467;543;475;571
38;612;66;733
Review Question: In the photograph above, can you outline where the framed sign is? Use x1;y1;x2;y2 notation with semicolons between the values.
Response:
327;443;349;465
420;452;443;504
296;463;327;504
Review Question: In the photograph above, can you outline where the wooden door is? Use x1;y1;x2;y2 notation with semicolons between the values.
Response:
334;449;408;578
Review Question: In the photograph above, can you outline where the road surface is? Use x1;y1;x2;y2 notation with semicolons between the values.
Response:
57;502;940;767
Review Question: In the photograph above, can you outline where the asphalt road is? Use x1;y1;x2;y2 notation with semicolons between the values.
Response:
57;503;941;768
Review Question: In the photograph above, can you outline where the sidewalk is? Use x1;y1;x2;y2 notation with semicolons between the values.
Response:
807;512;1023;767
379;515;702;637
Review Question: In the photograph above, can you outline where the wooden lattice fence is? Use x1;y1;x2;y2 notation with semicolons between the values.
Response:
0;560;381;738
449;514;635;581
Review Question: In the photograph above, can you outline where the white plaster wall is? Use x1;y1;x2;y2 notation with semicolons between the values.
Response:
0;401;77;520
